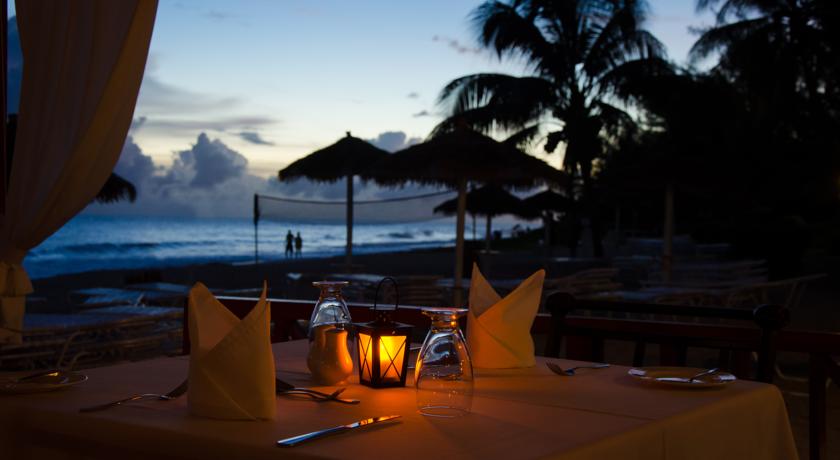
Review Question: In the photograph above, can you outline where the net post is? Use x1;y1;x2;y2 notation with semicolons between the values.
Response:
253;193;260;264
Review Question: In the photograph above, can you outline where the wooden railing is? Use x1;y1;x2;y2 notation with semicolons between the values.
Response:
200;296;840;460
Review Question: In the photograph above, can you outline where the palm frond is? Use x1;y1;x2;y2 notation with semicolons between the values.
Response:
595;56;673;101
503;124;543;149
472;1;552;66
95;173;137;204
437;73;557;130
689;17;769;62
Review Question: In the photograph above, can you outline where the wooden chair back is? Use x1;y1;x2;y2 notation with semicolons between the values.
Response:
544;292;789;383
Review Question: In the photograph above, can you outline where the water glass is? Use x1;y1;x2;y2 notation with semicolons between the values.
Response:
309;281;351;340
415;307;473;417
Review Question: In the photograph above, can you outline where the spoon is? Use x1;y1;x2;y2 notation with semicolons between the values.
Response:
546;362;610;376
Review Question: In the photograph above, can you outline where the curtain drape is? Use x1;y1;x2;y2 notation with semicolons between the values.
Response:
0;0;158;343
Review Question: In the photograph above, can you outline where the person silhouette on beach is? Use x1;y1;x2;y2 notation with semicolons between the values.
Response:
295;232;303;257
285;230;294;258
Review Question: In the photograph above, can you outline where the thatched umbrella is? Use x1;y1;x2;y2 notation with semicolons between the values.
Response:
278;132;389;267
434;185;537;251
523;190;573;250
365;129;565;304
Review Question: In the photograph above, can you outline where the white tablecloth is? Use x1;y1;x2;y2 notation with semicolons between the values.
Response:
0;340;798;459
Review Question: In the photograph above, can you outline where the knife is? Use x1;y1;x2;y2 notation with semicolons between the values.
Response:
276;415;401;447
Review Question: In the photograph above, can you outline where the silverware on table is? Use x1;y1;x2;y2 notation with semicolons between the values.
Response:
654;368;722;384
79;378;188;413
275;378;360;404
688;368;719;382
276;415;401;447
546;362;610;376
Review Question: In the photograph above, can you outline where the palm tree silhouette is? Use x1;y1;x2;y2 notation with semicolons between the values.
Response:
435;0;670;256
691;0;839;115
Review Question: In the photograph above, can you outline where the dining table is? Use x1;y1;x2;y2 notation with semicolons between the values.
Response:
0;339;798;460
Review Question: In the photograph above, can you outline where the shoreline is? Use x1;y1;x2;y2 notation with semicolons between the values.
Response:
29;245;475;312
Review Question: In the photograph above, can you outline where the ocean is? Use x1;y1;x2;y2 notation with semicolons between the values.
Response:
24;214;517;280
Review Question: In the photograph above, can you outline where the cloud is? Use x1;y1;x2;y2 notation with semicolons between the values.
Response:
132;115;276;138
407;92;419;99
131;73;279;138
90;133;449;219
130;116;148;133
432;35;481;55
170;133;248;188
238;131;274;145
90;134;266;217
412;110;431;117
135;75;239;116
114;136;158;185
366;131;423;153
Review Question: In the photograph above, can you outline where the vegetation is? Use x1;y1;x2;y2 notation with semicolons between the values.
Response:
434;0;671;257
439;0;840;275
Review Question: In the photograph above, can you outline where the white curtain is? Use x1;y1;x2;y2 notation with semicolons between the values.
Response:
0;0;158;343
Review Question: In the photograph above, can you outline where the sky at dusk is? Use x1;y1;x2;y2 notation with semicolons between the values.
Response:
8;1;715;217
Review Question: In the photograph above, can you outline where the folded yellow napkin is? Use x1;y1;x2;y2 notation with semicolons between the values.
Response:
467;264;545;369
188;282;276;420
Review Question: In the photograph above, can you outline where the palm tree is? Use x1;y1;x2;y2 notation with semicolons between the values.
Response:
691;0;839;117
691;0;840;215
435;0;670;257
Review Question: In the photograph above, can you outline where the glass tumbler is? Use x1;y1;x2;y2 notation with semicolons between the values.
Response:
415;307;473;417
308;281;352;341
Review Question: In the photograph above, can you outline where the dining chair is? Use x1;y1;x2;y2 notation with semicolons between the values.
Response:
544;292;789;383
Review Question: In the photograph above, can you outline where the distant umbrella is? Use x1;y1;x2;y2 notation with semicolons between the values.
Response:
523;189;573;250
366;128;565;304
278;132;389;268
522;190;573;213
94;173;136;204
434;185;537;251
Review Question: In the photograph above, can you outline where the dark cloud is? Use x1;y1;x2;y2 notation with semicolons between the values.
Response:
136;75;239;115
114;136;157;186
133;115;276;136
407;92;419;99
412;110;431;117
171;133;248;188
238;131;274;145
91;134;266;217
432;35;481;55
366;131;423;153
130;116;148;133
91;134;442;218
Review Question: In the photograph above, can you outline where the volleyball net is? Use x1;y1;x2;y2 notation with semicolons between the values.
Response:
254;190;458;225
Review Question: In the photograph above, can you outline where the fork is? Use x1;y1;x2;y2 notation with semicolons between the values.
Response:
276;379;359;404
546;362;610;376
79;379;188;413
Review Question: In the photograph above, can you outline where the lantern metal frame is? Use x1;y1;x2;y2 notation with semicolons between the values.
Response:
354;277;413;388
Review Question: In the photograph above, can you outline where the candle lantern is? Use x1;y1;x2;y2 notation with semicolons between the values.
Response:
355;277;413;388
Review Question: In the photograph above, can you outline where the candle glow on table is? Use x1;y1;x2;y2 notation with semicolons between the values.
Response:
356;327;411;388
354;277;412;388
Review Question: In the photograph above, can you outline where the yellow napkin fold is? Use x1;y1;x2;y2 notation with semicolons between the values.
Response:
467;264;545;369
188;282;276;420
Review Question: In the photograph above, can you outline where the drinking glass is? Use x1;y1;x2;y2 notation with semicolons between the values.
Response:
415;307;473;417
309;281;351;340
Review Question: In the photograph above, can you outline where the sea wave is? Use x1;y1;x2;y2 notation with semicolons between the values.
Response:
31;240;221;255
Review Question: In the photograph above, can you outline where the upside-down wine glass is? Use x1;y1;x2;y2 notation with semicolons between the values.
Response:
414;307;473;417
